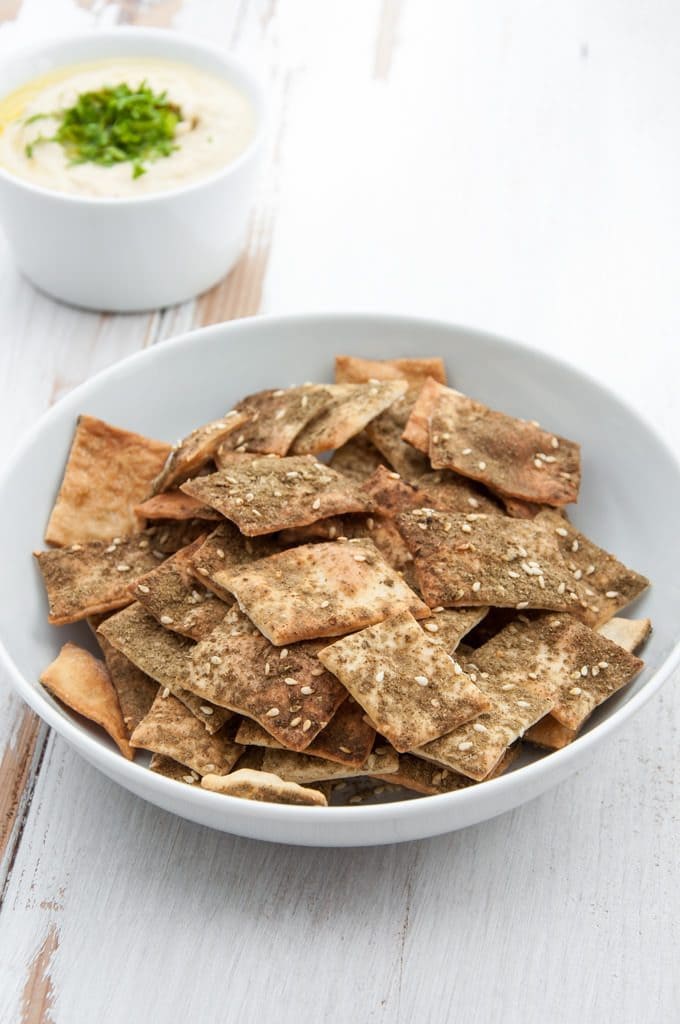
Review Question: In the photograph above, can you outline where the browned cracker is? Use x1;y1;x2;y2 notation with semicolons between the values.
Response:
224;538;430;645
152;411;248;493
181;455;372;537
328;432;386;481
135;491;222;521
149;753;202;785
95;631;158;735
319;610;490;752
187;624;347;750
277;513;413;577
129;537;230;641
201;768;327;806
97;602;230;733
523;717;576;751
130;691;242;775
35;533;164;625
259;744;399;782
396;508;573;610
535;509;649;626
292;381;408;455
418;607;489;653
598;617;651;652
235;698;376;768
428;389;581;506
401;377;449;454
221;386;333;457
45;415;171;547
500;496;544;519
40;642;133;759
365;391;430;480
361;465;499;521
416;618;559;778
334;355;448;386
189;521;284;600
369;745;520;795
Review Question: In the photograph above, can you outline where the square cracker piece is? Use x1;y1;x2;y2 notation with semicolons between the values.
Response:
201;768;327;806
45;415;171;547
129;537;230;641
291;381;408;455
318;611;490;752
130;691;242;775
415;619;559;779
365;392;430;481
187;624;347;750
35;534;164;625
95;632;158;735
361;465;499;520
259;745;399;782
149;753;202;785
97;603;230;733
220;386;333;457
428;389;581;506
135;492;222;521
419;607;489;653
400;377;449;454
224;538;430;645
334;355;448;386
189;521;284;600
40;642;133;759
368;745;519;795
152;411;248;493
396;508;573;611
181;455;372;537
235;698;376;768
535;509;649;627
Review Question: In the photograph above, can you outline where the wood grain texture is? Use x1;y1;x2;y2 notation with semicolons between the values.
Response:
0;1;679;1021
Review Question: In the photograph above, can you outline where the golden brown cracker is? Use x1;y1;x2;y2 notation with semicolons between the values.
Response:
201;768;327;806
130;691;242;775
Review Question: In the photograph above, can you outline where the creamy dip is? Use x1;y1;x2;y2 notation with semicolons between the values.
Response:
0;57;256;197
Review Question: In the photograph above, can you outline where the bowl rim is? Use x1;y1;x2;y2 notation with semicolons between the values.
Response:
0;26;267;206
2;310;679;825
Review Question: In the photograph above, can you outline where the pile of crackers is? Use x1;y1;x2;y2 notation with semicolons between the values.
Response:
35;354;650;808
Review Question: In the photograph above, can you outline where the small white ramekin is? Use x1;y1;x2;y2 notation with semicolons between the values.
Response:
0;28;267;311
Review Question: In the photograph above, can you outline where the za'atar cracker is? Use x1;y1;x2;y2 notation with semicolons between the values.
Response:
222;385;333;457
152;411;247;493
45;415;171;547
329;432;386;481
201;768;327;806
95;631;158;735
223;538;430;645
40;642;133;759
135;491;222;521
334;354;448;386
130;691;242;775
259;744;399;783
181;455;372;537
292;381;408;455
365;391;430;480
319;611;490;752
189;521;284;600
400;377;449;454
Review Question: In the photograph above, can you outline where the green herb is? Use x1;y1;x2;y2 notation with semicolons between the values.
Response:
24;81;182;178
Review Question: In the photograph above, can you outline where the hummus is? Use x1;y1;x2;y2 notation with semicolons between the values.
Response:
0;57;256;197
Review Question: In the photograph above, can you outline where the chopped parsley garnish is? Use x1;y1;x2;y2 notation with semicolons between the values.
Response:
24;82;182;178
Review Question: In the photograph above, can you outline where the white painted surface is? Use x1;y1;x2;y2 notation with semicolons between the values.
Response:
0;2;678;1021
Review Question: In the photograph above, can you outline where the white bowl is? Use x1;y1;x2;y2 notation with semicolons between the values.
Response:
0;29;266;311
1;313;678;847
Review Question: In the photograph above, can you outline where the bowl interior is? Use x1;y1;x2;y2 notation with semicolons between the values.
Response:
1;314;678;803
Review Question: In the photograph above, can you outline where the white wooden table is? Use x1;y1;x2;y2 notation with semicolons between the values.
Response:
1;3;678;1021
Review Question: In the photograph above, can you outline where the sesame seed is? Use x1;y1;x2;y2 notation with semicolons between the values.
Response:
290;716;301;727
571;539;579;552
501;683;514;691
160;615;174;625
388;471;401;479
430;699;440;708
137;584;150;594
375;669;385;683
444;522;452;532
116;563;131;572
461;523;472;533
516;700;531;708
339;746;352;755
414;675;429;686
312;497;321;510
216;548;225;559
516;601;529;609
473;723;487;733
581;665;589;676
424;623;439;633
300;685;314;695
70;543;83;552
301;394;309;408
311;666;325;676
472;581;481;593
557;581;566;594
605;590;619;598
458;741;473;751
573;569;583;580
533;459;543;470
591;666;600;677
272;389;285;397
468;497;479;508
469;673;477;682
432;434;440;444
528;671;538;680
432;606;445;613
162;687;170;698
302;720;312;732
551;437;560;449
453;662;463;675
198;567;209;576
598;661;609;669
508;570;520;579
478;461;487;470
183;775;196;785
354;553;367;561
200;706;214;716
266;707;280;717
280;649;289;659
569;686;582;696
462;448;472;456
286;471;299;479
556;527;568;538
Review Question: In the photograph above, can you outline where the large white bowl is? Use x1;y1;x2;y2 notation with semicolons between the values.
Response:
0;29;266;311
1;314;678;847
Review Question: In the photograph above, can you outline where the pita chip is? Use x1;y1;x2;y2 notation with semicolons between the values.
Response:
400;377;449;454
223;538;430;645
365;391;430;480
523;716;577;751
427;389;581;506
189;521;283;600
130;691;242;775
45;415;171;547
135;491;222;521
129;537;230;640
291;381;408;455
396;508;573;610
368;747;519;795
419;607;489;653
97;602;230;733
186;624;347;749
319;611;490;752
35;533;164;625
334;355;447;386
535;509;649;626
149;753;202;785
40;642;133;759
259;744;399;783
220;385;333;456
181;455;372;537
201;768;327;806
152;411;248;493
328;432;386;481
598;617;651;652
95;631;158;734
